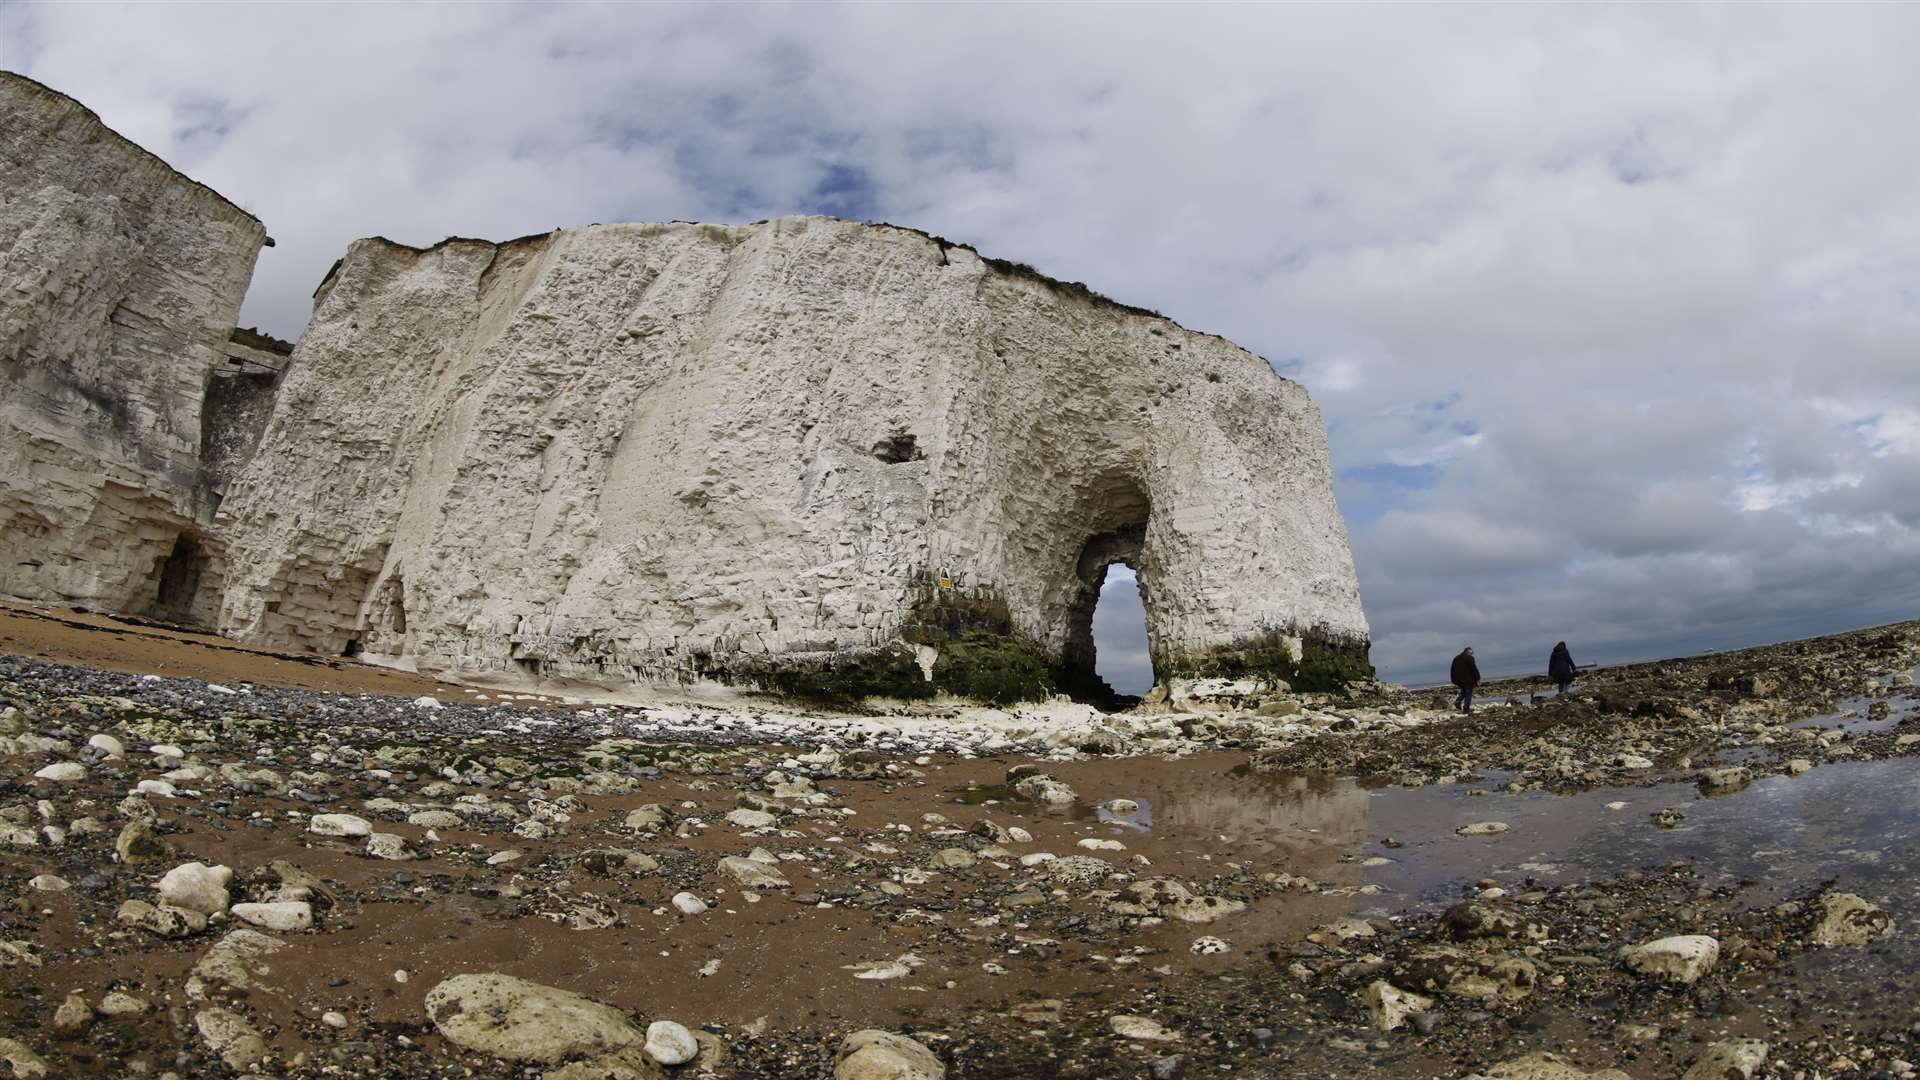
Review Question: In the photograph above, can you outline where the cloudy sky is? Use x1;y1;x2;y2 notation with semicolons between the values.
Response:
8;4;1919;688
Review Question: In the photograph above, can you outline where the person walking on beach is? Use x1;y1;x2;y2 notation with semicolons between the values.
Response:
1450;646;1480;715
1548;641;1576;696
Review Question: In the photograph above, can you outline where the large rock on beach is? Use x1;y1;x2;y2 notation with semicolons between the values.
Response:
834;1030;945;1080
424;973;642;1063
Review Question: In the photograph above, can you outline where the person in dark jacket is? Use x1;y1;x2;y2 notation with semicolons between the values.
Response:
1450;647;1480;715
1548;641;1576;696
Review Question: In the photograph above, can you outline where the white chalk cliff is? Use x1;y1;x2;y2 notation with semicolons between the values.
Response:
213;218;1368;696
0;72;276;621
0;71;1368;702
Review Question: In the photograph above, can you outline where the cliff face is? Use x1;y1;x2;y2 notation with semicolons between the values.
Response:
214;217;1368;695
0;72;270;618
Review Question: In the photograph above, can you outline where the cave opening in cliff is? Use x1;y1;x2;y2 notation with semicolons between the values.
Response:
1058;472;1155;709
151;533;211;624
1091;564;1153;700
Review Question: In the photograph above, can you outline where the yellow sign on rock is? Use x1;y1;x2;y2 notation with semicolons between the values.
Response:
939;577;953;589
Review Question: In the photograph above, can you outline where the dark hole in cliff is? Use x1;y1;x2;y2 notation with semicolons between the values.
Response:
872;432;923;463
151;534;211;624
342;639;362;658
388;577;408;634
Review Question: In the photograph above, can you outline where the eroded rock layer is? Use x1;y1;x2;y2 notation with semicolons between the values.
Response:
0;72;271;619
215;217;1367;694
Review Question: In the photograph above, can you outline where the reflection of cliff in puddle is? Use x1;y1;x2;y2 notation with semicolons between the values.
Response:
1078;765;1375;952
1094;736;1916;989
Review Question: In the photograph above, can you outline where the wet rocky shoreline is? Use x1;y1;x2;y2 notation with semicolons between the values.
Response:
0;618;1914;1078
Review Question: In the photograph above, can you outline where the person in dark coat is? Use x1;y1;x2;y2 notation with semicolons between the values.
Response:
1548;641;1576;696
1450;646;1480;715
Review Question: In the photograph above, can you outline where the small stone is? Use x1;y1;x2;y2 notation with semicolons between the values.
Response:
1696;766;1753;795
1682;1039;1769;1080
1809;892;1894;947
928;847;977;870
624;805;671;832
156;861;233;915
51;993;91;1035
1361;980;1434;1031
718;856;790;889
134;780;178;797
196;1007;270;1070
1148;1055;1186;1080
187;929;288;998
725;808;778;829
308;813;373;837
231;901;313;932
1651;807;1684;829
407;810;463;829
644;1020;699;1066
115;899;208;938
1463;1052;1633;1079
88;734;125;757
321;1011;348;1029
1011;774;1078;805
1455;821;1510;837
835;1029;945;1080
26;875;68;893
1110;1015;1179;1041
32;763;85;782
114;820;173;865
1105;799;1140;815
1620;935;1719;984
1189;936;1231;955
486;849;523;865
671;892;708;915
0;1037;48;1078
96;992;149;1018
366;832;414;860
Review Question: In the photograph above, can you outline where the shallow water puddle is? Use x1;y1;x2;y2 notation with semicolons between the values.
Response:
1083;743;1919;919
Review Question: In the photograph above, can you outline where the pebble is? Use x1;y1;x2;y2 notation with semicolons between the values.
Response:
1620;934;1720;984
1455;821;1510;836
156;862;232;915
308;813;373;837
643;1020;699;1065
32;762;85;782
1110;1015;1179;1041
671;892;709;915
835;1029;945;1080
231;900;313;931
366;832;414;860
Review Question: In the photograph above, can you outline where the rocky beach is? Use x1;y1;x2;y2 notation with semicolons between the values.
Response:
0;601;1914;1078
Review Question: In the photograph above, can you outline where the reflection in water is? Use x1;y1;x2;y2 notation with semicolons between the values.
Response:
1107;710;1916;997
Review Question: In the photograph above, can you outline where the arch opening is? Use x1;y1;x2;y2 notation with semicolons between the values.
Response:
1091;563;1153;702
1055;488;1157;710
